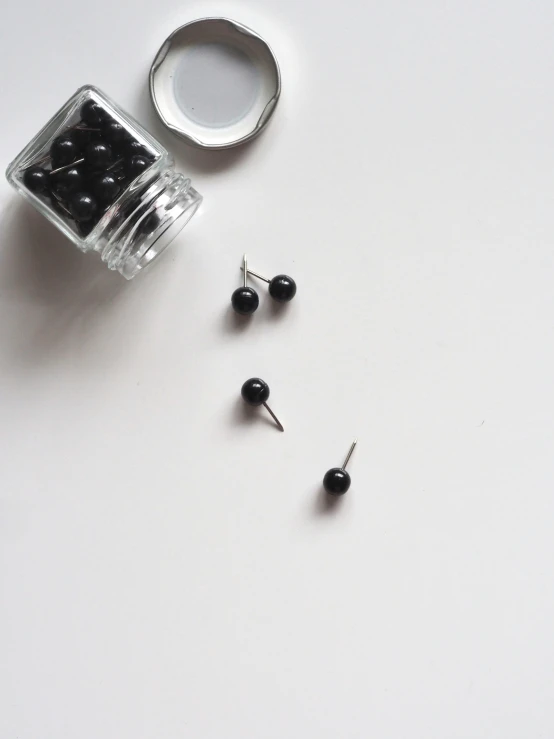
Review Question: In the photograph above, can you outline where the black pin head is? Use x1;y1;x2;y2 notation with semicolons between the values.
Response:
323;441;357;495
241;378;284;432
232;254;259;315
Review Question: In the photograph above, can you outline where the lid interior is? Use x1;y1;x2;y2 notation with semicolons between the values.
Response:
150;18;281;149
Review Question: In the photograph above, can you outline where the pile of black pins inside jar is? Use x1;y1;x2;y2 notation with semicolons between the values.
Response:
21;99;157;236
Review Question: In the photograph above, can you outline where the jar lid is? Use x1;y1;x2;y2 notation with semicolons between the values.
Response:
149;18;281;150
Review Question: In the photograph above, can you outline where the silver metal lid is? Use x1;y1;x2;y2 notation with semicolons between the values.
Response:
150;18;281;150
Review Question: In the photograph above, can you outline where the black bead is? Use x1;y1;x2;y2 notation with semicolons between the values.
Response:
126;155;150;178
69;192;98;222
241;378;270;406
91;172;120;203
140;212;161;234
323;468;351;495
80;99;107;126
124;139;152;158
69;125;87;143
23;166;50;193
269;274;297;302
66;126;92;152
85;141;112;170
231;287;259;315
51;135;79;166
77;219;96;237
103;119;126;143
52;166;85;199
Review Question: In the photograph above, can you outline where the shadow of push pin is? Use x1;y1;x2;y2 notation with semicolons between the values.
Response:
241;377;284;432
323;440;357;495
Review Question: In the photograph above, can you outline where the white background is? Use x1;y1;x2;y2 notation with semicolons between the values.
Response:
1;1;554;737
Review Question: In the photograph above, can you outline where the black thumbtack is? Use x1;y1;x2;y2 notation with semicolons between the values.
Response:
323;440;357;495
241;378;284;432
241;264;297;303
231;254;260;315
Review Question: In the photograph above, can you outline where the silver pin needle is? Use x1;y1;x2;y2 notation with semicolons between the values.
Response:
241;265;271;284
49;158;85;176
342;440;357;470
263;402;285;432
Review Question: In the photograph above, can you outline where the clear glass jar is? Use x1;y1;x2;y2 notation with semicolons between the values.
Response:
5;85;202;279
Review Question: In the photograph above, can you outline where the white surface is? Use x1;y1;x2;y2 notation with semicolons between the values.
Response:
1;1;554;737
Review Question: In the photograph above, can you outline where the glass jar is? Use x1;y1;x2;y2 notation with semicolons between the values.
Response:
5;85;202;279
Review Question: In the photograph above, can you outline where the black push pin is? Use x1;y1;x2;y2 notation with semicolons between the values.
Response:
241;264;297;303
241;378;284;432
323;440;357;495
231;254;260;315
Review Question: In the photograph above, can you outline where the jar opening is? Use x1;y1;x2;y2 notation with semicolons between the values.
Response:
100;171;202;279
121;184;201;278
